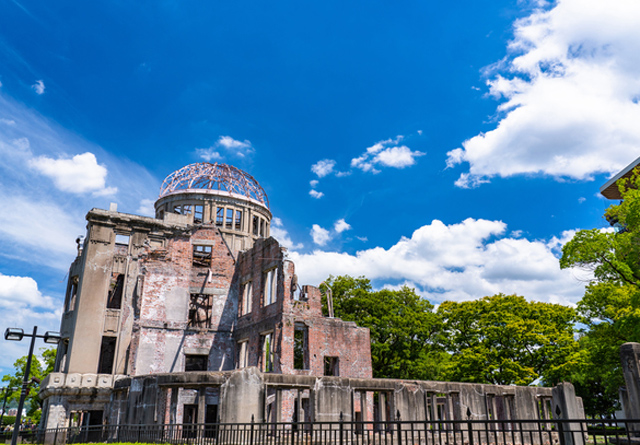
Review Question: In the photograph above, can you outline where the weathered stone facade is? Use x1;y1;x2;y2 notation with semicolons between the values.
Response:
39;163;373;430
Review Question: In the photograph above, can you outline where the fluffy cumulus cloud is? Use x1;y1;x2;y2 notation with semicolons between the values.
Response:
310;224;331;246
291;219;587;305
351;135;425;173
448;0;640;187
31;80;45;95
311;159;336;178
29;152;117;195
197;135;254;161
0;274;62;375
334;218;351;233
309;189;324;199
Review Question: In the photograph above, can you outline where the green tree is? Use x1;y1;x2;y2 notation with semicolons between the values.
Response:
2;347;57;421
437;294;578;386
560;169;640;415
321;275;445;380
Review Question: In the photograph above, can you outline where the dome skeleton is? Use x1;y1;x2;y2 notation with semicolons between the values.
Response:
159;162;269;208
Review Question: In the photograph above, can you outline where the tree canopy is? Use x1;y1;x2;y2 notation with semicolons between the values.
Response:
321;275;445;380
437;294;578;386
560;169;640;415
1;347;56;422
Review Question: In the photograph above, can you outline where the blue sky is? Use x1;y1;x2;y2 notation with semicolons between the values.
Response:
1;0;640;373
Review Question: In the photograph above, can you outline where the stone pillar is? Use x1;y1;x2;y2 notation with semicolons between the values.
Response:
219;367;264;423
552;382;585;445
620;343;640;434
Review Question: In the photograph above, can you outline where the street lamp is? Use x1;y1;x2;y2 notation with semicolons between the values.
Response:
3;327;60;445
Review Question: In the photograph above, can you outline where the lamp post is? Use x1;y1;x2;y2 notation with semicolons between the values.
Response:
4;327;60;445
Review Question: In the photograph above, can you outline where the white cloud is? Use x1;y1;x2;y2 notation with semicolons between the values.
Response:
137;198;156;216
578;197;586;203
270;217;303;250
0;118;16;126
351;136;424;173
196;135;254;161
311;159;336;178
334;218;351;233
29;152;116;195
291;219;588;305
32;80;45;95
0;274;62;376
309;189;324;199
448;0;640;187
310;224;331;246
309;180;319;187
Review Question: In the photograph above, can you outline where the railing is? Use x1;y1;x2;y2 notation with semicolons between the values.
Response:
11;417;640;445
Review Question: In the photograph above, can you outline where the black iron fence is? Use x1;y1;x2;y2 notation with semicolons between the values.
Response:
4;418;640;445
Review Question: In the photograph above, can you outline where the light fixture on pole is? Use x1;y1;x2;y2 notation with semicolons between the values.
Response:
4;326;60;445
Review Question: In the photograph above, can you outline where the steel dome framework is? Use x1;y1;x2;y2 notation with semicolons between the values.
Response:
159;163;269;208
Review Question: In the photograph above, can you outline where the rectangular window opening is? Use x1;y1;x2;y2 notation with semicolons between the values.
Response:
115;234;130;246
185;354;208;372
182;205;192;215
237;340;249;369
235;210;242;230
260;219;265;237
294;323;308;370
241;281;253;315
107;274;124;309
324;356;339;376
194;205;203;224
252;215;259;235
65;276;79;312
193;245;212;267
260;332;273;373
226;208;233;228
97;336;117;374
188;293;212;329
216;207;224;226
263;268;277;306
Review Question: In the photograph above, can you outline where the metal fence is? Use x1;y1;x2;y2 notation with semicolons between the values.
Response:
4;418;640;445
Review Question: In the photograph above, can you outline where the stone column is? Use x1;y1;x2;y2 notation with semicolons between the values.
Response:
620;343;640;434
552;382;585;445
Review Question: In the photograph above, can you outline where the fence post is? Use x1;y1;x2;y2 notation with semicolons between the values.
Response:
250;414;255;445
467;407;474;445
396;410;402;445
556;405;566;445
339;412;344;445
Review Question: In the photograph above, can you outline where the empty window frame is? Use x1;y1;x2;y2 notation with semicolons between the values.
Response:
241;281;253;315
185;354;208;372
182;205;192;215
97;336;117;374
294;323;308;370
263;268;277;306
324;356;339;376
252;215;259;235
260;219;265;237
65;276;79;312
226;208;233;228
216;207;224;226
193;245;212;267
115;234;130;246
188;293;212;329
107;274;124;309
194;205;204;224
237;340;249;369
260;332;274;373
235;210;242;230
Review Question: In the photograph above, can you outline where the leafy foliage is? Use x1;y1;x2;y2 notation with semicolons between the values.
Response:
1;347;57;419
437;294;578;386
321;275;445;380
560;168;640;415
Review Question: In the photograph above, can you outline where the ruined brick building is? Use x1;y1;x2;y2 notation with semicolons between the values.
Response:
40;162;372;429
39;162;584;432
